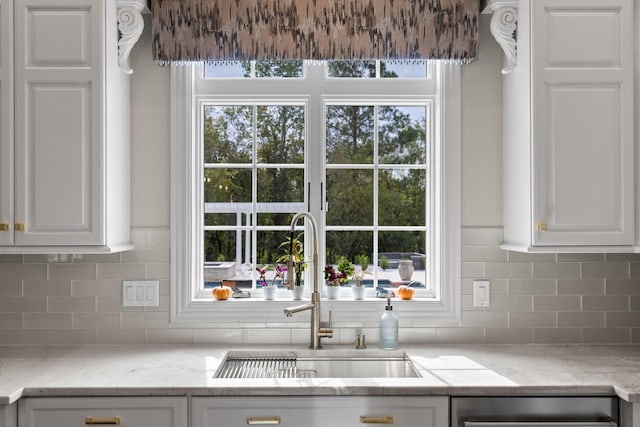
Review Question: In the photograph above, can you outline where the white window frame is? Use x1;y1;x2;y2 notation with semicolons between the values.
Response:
170;63;461;325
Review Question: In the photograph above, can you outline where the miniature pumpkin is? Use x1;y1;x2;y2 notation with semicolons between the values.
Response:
397;285;415;300
213;284;233;300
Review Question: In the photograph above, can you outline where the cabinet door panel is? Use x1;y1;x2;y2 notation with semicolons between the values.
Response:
19;397;187;427
0;0;12;246
14;0;104;246
532;0;634;246
193;396;448;427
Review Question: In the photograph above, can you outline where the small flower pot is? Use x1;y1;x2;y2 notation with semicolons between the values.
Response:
326;285;340;300
292;286;304;300
351;286;365;300
263;285;276;300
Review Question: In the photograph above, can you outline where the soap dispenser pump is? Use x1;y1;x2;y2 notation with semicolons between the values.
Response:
379;296;398;350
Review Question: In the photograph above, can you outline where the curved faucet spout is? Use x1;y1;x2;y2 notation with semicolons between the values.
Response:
285;211;330;349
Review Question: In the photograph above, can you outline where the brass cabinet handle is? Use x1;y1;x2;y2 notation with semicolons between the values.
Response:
536;221;547;232
85;417;121;425
0;223;8;231
247;416;281;425
14;223;25;231
361;416;394;424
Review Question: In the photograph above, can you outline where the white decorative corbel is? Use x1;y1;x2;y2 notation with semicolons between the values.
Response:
117;0;149;74
482;0;518;75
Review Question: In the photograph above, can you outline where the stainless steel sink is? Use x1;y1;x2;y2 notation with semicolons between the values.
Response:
214;351;419;379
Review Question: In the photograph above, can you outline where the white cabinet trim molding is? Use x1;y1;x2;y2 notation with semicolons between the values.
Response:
482;0;518;75
116;0;149;74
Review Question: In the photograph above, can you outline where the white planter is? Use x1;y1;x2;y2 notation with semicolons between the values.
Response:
326;286;340;300
398;259;414;281
351;286;365;300
292;286;304;300
263;286;276;300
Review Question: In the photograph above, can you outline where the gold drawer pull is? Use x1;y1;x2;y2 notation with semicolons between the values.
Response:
14;223;24;231
536;221;547;232
247;416;281;425
361;416;394;424
85;417;121;425
0;223;7;231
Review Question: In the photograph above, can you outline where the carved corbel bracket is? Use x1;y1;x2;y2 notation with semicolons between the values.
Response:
117;0;149;74
482;0;518;75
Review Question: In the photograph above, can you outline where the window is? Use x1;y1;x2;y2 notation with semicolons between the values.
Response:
170;61;460;324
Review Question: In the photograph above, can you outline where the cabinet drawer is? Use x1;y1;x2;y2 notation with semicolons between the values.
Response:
19;397;187;427
193;396;448;427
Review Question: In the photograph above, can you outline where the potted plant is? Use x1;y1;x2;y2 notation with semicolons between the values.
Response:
277;233;305;299
256;264;286;300
324;264;346;299
351;254;372;300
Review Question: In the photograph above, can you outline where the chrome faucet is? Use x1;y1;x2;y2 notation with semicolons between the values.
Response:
283;212;332;349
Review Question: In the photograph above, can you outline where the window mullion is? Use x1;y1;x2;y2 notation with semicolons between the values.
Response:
251;105;259;288
373;104;380;286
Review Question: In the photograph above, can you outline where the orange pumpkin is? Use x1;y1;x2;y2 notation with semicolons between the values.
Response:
397;285;415;300
213;284;233;300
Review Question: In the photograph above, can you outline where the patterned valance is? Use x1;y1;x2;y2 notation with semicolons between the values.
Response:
151;0;479;64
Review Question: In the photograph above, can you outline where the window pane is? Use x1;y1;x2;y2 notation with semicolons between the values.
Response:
326;169;373;226
204;60;304;78
256;105;305;164
204;168;251;203
255;60;304;78
257;230;294;266
378;231;426;286
326;105;374;164
378;106;426;164
326;231;373;268
378;169;426;226
380;61;428;78
204;230;241;263
204;106;253;163
327;60;376;78
204;62;250;78
257;168;305;226
204;168;251;226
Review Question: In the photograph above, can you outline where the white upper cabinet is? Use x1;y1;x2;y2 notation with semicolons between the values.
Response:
0;0;145;253
487;0;635;252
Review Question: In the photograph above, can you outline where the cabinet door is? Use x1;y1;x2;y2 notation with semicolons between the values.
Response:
192;396;449;427
13;0;105;246
18;397;188;427
531;0;634;246
0;0;12;246
0;403;17;427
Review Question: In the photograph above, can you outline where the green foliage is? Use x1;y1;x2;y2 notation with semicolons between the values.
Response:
379;256;390;271
337;257;355;279
354;254;370;270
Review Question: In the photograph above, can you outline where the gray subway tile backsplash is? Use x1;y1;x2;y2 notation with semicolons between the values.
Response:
0;226;636;345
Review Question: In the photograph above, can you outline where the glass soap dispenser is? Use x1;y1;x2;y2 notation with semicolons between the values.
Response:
379;296;398;350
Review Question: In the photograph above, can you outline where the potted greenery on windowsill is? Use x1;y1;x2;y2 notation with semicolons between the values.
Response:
352;254;372;300
277;233;305;300
324;257;354;300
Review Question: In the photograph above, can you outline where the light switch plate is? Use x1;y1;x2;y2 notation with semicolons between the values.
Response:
472;279;490;307
122;280;159;307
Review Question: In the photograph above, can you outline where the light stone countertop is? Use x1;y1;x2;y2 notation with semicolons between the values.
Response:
0;344;639;405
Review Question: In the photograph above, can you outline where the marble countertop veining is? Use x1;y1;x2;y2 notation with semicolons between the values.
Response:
0;344;639;405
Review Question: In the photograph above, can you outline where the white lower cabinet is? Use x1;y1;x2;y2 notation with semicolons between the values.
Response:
18;397;187;427
0;404;17;427
192;396;449;427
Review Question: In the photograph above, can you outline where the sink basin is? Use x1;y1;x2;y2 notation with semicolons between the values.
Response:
214;351;419;379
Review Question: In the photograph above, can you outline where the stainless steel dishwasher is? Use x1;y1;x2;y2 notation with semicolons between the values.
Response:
451;397;618;427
